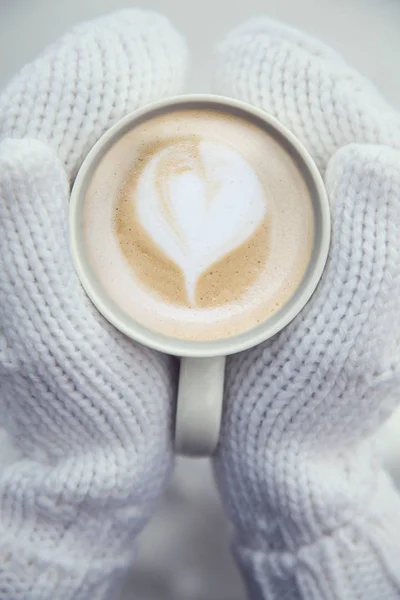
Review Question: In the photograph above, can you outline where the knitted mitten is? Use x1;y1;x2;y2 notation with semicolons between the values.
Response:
0;10;187;600
215;18;400;600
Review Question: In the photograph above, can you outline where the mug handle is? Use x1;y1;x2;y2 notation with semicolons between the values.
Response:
175;356;226;456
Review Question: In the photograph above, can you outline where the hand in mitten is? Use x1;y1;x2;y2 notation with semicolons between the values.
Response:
215;19;400;600
0;10;187;600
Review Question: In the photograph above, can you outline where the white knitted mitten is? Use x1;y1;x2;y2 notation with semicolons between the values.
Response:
0;10;187;600
214;19;400;600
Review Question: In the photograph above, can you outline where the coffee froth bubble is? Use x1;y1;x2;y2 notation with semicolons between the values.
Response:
83;108;315;341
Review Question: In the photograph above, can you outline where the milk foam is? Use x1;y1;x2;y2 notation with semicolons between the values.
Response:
83;108;315;341
135;140;267;303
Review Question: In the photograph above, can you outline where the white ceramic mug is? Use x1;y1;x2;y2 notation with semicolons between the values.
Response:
69;95;330;457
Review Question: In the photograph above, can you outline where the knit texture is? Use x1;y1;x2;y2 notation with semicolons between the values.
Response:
0;10;187;180
213;17;400;172
0;10;187;600
214;18;400;600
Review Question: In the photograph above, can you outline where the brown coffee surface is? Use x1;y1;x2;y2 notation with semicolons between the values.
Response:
83;108;315;341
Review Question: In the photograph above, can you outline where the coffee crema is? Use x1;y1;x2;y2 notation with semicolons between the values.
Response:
83;108;315;341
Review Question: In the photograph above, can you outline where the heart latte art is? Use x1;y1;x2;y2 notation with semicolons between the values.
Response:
125;138;267;304
83;108;315;341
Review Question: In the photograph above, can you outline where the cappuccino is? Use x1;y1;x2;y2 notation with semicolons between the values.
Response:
83;107;315;341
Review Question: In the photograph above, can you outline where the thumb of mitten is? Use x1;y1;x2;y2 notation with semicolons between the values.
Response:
0;138;176;467
0;138;70;324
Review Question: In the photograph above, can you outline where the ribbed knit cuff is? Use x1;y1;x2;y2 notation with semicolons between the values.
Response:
232;470;400;600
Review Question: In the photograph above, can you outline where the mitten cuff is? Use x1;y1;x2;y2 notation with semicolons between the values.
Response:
232;469;400;600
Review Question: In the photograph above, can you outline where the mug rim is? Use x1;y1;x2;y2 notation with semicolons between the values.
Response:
69;93;331;358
